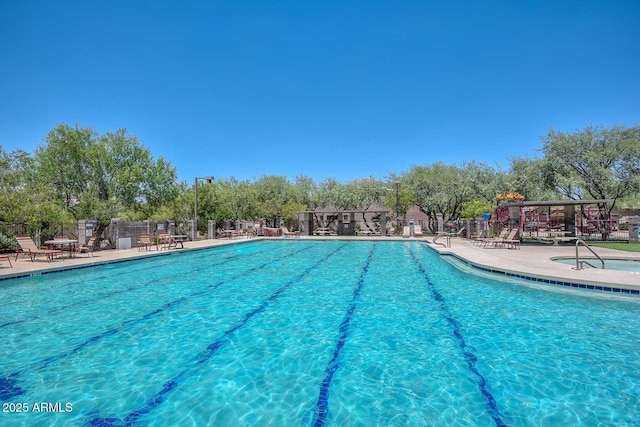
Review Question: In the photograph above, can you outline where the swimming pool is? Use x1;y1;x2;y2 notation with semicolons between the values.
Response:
1;240;639;426
553;257;640;273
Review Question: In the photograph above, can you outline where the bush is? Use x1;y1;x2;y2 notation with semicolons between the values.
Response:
0;233;17;252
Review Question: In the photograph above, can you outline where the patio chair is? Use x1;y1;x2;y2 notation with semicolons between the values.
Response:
402;226;411;238
137;234;156;251
75;236;96;257
414;225;424;238
15;235;63;262
157;233;172;250
0;254;12;267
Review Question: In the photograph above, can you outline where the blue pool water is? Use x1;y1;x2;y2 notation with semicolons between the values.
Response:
1;240;639;426
554;257;640;273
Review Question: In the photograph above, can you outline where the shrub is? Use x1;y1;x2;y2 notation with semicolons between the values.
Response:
0;233;17;252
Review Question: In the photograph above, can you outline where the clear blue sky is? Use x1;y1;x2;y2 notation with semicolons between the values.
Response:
1;1;638;184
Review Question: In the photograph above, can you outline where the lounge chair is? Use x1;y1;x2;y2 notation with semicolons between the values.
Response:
435;227;466;243
477;228;509;247
402;226;411;238
414;225;424;238
500;229;521;249
483;229;516;248
0;254;12;267
449;227;466;238
15;235;63;262
75;236;96;257
281;227;300;239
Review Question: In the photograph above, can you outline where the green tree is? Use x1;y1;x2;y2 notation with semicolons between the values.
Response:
253;175;292;226
291;175;317;210
382;179;415;226
507;157;556;201
219;177;255;223
460;199;493;219
541;125;640;237
402;162;471;232
33;123;179;241
0;146;71;240
462;161;508;205
0;147;33;223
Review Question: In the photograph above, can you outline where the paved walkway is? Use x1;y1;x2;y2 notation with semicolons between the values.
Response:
1;236;638;294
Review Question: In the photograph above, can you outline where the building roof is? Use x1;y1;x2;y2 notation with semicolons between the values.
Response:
501;199;614;208
299;209;391;214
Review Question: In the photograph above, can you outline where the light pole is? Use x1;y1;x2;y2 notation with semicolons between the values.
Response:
194;176;213;241
395;182;400;231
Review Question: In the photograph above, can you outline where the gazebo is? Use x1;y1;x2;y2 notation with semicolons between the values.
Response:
499;199;615;240
298;209;391;236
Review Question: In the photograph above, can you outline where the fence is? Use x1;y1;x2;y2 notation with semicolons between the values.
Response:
104;220;193;249
0;221;79;248
464;218;631;242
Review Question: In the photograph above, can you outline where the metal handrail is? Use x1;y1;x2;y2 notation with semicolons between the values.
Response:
433;233;450;248
574;239;605;270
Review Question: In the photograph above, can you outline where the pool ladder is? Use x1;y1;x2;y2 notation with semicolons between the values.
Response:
432;233;450;248
574;239;605;270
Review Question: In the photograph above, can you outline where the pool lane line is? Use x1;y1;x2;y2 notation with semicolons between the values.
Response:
0;239;271;328
86;242;350;427
309;243;376;427
0;245;277;330
408;246;508;427
0;244;317;402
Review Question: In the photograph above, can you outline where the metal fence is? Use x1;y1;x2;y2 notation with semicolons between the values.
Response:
0;221;79;247
0;220;186;251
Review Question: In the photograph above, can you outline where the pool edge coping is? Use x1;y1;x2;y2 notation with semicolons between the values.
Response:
427;243;640;296
0;238;262;282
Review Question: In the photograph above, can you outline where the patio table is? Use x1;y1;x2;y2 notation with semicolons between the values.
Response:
169;235;188;249
44;239;78;258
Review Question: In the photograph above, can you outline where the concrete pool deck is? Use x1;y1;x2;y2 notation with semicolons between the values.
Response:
0;236;638;294
0;237;249;280
427;237;640;293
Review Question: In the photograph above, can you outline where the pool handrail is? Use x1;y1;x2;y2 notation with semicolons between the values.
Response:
433;233;450;248
574;239;605;270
